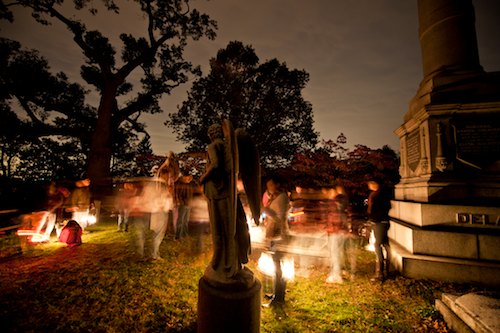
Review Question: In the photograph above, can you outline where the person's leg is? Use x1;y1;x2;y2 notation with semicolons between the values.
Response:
131;215;148;258
43;212;57;239
117;210;124;231
381;222;391;277
34;211;50;234
327;233;343;283
151;211;167;259
345;236;358;278
182;206;191;237
175;206;183;239
176;205;189;238
123;209;130;232
372;222;385;280
272;251;286;303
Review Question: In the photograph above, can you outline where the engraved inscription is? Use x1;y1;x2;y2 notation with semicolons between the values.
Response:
453;116;500;169
455;124;500;155
406;130;420;172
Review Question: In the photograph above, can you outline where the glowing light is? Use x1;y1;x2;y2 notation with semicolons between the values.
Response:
258;252;275;276
257;252;295;281
288;211;304;217
16;229;49;243
86;215;97;225
365;229;375;252
248;222;265;243
281;257;295;281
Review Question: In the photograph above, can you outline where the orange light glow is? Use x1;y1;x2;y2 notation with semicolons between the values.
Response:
16;229;49;243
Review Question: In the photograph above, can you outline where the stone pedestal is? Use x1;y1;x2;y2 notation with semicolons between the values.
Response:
197;277;261;333
390;0;500;285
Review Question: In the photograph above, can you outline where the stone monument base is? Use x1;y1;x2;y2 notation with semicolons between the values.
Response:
388;201;500;286
197;277;261;333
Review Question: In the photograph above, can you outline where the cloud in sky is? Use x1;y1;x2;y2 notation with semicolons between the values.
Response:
1;0;499;155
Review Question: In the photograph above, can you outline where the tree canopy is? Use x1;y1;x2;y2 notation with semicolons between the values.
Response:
167;41;318;168
286;137;400;209
1;0;217;194
0;37;156;181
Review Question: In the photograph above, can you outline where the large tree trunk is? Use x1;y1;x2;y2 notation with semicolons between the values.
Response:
87;85;117;200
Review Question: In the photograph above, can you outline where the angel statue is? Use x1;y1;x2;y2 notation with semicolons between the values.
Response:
199;120;261;288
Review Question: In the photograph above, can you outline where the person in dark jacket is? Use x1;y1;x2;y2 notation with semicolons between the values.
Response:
367;178;392;281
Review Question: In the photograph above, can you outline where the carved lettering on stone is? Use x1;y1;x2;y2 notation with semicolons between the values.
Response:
406;130;421;172
452;115;500;169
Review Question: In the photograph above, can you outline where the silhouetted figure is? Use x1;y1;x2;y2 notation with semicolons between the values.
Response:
367;178;392;281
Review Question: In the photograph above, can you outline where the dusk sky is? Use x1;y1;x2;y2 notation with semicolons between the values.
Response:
2;0;499;155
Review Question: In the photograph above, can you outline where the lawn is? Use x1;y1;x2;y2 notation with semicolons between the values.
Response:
0;219;483;332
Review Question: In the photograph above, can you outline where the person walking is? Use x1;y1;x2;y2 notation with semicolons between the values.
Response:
367;178;392;281
262;176;290;306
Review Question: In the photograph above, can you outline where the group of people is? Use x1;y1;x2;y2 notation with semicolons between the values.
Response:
114;151;195;261
24;177;93;247
321;179;392;284
196;122;393;307
259;176;392;286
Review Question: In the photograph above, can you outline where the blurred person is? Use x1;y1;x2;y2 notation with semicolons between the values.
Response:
367;178;392;282
129;179;170;261
38;182;67;240
335;184;357;279
157;151;181;235
174;175;194;239
115;182;136;232
262;176;290;306
58;219;82;247
32;182;52;240
54;187;71;237
157;151;181;190
262;177;290;240
66;178;92;230
323;187;346;284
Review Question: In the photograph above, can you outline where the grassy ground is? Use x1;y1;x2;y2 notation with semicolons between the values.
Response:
0;219;486;333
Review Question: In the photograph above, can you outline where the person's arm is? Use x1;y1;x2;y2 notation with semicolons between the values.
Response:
275;193;289;222
156;158;170;177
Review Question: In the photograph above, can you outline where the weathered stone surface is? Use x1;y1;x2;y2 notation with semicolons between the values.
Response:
197;277;261;333
390;242;500;286
436;296;474;333
390;201;500;227
440;293;500;333
391;0;500;285
479;235;500;261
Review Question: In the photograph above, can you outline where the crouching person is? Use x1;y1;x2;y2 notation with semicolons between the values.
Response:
59;220;82;247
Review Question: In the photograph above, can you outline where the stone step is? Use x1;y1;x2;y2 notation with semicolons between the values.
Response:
390;200;500;227
389;219;500;261
390;242;500;286
436;293;500;333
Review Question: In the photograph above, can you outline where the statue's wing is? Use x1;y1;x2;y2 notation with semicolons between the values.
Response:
235;128;262;225
222;119;238;237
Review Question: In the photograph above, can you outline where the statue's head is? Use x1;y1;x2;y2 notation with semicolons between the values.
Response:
208;124;223;140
